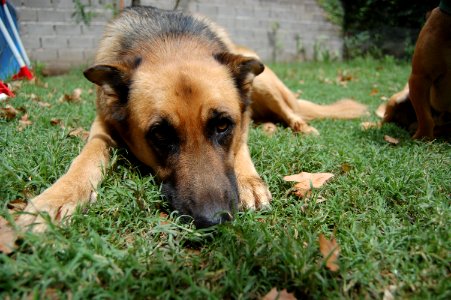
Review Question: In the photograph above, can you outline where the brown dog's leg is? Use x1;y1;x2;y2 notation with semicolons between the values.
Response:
409;75;434;139
15;117;115;232
234;113;272;209
251;67;319;135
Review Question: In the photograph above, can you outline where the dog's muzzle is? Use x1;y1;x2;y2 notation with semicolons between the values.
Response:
161;172;239;228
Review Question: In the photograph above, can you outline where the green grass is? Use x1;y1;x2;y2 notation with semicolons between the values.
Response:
1;57;450;299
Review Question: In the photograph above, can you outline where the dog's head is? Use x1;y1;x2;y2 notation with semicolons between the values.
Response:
84;52;264;227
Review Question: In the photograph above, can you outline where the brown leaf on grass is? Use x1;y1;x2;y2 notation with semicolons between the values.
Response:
318;76;333;84
50;118;64;128
318;234;340;272
261;122;277;136
17;114;32;131
1;105;19;120
384;135;399;145
360;121;382;130
283;172;334;198
8;80;22;93
262;288;297;300
68;127;89;141
28;92;52;108
159;212;170;225
30;77;49;88
370;88;379;96
28;93;40;101
375;103;387;119
60;88;83;103
336;70;355;87
37;101;51;108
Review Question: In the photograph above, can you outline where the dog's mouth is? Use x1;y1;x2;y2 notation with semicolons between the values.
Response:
161;179;239;228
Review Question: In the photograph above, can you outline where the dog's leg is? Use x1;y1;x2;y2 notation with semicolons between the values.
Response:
15;117;115;232
251;67;319;135
234;114;272;209
408;74;434;139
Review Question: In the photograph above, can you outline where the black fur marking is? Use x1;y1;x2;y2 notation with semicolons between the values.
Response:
83;65;131;103
214;52;264;106
118;6;229;53
146;117;180;163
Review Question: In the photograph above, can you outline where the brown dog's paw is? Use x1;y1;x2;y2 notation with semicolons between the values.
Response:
238;176;272;210
412;130;434;140
15;190;96;233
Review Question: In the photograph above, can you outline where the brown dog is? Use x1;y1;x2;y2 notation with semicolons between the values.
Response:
12;7;367;232
384;4;451;139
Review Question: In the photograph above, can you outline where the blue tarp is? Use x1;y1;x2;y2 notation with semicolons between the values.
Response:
0;2;20;80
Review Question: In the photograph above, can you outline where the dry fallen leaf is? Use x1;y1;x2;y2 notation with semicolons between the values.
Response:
159;212;170;225
72;88;82;100
283;172;334;198
8;80;22;93
59;88;83;103
68;127;89;141
17;114;32;131
36;101;51;108
336;70;355;87
262;288;297;300
1;105;19;120
370;88;379;96
318;233;340;272
50;118;64;128
375;103;387;119
360;121;382;130
262;122;277;136
384;135;399;145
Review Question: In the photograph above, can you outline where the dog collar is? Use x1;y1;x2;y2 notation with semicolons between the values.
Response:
440;0;451;15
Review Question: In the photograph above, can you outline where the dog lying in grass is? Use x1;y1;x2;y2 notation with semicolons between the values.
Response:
384;2;451;139
9;6;367;234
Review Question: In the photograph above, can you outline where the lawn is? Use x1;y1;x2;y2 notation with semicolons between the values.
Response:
0;57;450;299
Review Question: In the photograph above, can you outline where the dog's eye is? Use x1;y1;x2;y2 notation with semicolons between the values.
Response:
147;122;177;151
151;127;166;141
216;119;230;133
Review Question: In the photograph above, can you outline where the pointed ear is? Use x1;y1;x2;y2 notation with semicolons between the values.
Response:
214;52;264;100
83;65;131;102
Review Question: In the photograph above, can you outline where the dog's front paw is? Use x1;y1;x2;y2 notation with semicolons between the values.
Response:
16;189;96;233
238;176;272;210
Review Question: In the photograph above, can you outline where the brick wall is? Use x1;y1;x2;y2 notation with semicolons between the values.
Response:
8;0;343;69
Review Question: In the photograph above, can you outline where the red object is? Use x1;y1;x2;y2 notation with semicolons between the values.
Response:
0;80;14;97
0;0;6;5
12;65;33;80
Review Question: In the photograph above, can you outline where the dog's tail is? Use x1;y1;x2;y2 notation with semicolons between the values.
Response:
296;98;369;121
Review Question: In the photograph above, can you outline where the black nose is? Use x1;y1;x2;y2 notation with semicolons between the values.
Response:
193;211;233;228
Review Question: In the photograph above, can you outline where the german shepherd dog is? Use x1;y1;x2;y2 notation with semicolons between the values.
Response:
14;7;367;230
